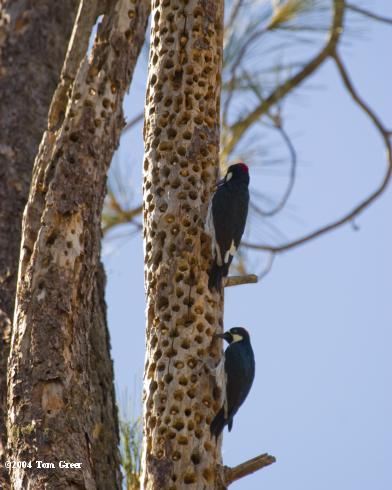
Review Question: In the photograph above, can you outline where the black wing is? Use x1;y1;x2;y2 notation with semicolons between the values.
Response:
211;182;249;264
224;343;255;422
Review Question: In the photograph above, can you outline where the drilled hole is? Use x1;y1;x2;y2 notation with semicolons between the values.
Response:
191;452;201;465
187;388;196;399
165;348;177;358
184;473;196;484
187;359;196;369
153;251;163;267
167;128;177;139
157;296;169;311
173;420;184;431
154;349;163;360
205;313;214;325
181;339;190;350
170;405;179;415
202;397;212;407
194;413;203;424
174;390;184;401
204;441;213;452
171;178;180;189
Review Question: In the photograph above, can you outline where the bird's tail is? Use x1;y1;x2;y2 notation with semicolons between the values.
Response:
210;408;226;439
208;262;227;292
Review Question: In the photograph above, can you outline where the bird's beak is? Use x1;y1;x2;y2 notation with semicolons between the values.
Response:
215;332;232;343
216;178;225;187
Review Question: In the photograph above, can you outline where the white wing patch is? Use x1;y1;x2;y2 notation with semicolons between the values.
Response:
214;356;228;418
223;394;228;418
223;368;228;419
206;199;223;266
224;240;237;264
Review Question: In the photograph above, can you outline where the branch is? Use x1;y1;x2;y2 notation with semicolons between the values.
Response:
48;0;102;130
258;252;275;280
102;203;143;234
223;24;269;123
122;112;144;135
244;77;297;217
222;0;345;160
346;3;392;25
258;120;297;216
223;453;276;486
242;48;392;254
224;274;258;287
226;0;245;33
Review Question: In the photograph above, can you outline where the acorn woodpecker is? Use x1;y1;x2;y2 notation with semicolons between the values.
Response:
207;163;250;291
210;327;255;438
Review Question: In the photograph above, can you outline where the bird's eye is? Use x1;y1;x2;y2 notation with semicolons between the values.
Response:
225;172;233;182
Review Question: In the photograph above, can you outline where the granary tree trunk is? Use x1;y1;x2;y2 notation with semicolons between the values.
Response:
6;0;149;488
141;0;225;488
0;1;78;486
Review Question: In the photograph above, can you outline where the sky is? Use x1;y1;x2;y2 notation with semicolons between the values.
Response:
103;2;392;488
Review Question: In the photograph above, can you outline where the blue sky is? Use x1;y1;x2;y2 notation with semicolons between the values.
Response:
103;2;392;488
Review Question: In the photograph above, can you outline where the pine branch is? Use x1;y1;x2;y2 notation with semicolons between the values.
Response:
346;3;392;25
222;0;345;160
242;48;392;254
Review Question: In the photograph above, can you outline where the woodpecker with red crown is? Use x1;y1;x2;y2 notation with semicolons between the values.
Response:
206;162;250;292
210;327;255;438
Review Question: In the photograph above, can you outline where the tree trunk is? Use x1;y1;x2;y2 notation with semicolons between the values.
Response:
141;1;225;488
0;1;78;486
6;1;150;488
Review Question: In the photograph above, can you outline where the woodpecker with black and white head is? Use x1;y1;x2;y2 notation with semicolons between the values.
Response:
207;163;250;292
210;327;255;438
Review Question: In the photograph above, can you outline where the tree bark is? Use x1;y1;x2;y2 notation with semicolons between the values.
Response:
0;1;78;486
141;1;225;488
6;1;150;488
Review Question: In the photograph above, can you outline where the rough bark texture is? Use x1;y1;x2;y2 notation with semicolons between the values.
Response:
6;1;150;488
0;1;78;486
141;0;225;488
